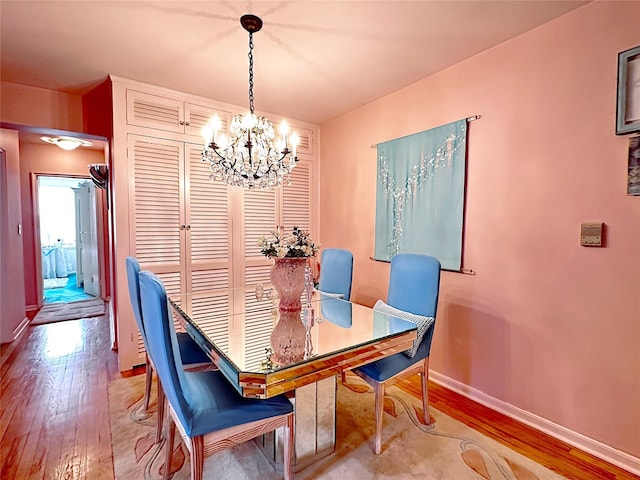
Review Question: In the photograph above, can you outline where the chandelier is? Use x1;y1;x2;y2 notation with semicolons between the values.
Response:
202;14;299;190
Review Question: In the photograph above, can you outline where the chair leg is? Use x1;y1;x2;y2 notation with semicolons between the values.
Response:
156;381;165;444
190;436;204;480
421;356;431;425
374;380;385;454
283;414;294;480
341;370;347;384
164;418;175;480
144;355;153;411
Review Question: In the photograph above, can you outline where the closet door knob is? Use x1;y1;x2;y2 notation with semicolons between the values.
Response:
180;224;186;230
186;225;191;230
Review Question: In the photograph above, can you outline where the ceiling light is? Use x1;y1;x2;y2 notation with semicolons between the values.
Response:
41;136;92;151
202;14;299;190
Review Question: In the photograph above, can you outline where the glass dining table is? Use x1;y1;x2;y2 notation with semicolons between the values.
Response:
168;285;417;470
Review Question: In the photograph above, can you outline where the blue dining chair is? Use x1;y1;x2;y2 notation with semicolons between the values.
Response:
351;253;441;454
125;256;210;441
138;270;294;480
316;248;354;300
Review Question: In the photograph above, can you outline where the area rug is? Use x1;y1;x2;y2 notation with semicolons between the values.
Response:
109;374;566;480
31;297;105;325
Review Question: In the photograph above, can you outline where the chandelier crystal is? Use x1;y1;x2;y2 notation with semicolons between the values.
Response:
202;14;299;190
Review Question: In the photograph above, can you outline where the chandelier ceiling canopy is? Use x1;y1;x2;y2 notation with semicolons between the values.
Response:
202;14;299;190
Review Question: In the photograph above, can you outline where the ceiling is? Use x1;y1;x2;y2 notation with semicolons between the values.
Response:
1;1;589;125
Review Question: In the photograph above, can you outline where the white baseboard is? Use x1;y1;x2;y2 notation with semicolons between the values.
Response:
429;370;640;476
13;316;29;340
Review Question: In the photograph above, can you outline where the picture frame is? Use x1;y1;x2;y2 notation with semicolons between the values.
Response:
616;45;640;135
628;135;640;196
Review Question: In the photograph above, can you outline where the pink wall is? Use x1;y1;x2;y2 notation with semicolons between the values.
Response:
1;81;83;131
0;129;27;342
320;1;640;459
20;143;106;309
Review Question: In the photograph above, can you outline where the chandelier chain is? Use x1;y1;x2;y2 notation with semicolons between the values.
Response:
248;32;255;114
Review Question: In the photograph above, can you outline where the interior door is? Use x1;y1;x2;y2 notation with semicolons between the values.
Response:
74;187;83;287
78;181;101;296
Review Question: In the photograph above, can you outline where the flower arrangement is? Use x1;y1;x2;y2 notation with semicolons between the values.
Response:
258;226;319;259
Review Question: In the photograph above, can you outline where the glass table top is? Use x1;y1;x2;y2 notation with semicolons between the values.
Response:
169;286;418;398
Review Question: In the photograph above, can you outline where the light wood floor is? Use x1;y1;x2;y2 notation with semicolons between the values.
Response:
0;313;637;479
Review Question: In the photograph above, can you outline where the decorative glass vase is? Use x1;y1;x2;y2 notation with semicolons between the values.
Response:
270;257;308;312
270;309;307;366
269;257;309;366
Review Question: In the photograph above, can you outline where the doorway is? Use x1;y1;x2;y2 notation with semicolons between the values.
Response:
38;175;101;304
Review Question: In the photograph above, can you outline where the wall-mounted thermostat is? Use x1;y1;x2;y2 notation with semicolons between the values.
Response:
580;222;604;247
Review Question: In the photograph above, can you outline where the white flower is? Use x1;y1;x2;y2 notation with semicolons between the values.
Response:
286;234;297;246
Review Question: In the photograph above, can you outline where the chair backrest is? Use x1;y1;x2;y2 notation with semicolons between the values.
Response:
138;270;191;429
387;254;441;357
387;254;440;317
125;256;147;347
317;248;354;300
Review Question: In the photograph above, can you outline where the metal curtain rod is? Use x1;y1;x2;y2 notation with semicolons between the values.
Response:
370;115;481;149
369;257;475;274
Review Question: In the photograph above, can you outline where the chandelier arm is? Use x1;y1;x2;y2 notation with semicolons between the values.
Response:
263;151;298;175
208;145;231;163
208;144;247;177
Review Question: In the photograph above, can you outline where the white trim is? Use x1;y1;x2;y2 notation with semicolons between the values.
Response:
429;370;640;476
13;316;29;340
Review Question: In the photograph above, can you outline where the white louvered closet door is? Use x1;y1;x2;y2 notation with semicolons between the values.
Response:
241;188;278;367
243;188;279;281
282;159;312;233
184;143;232;352
281;159;313;345
129;135;185;362
129;135;184;278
